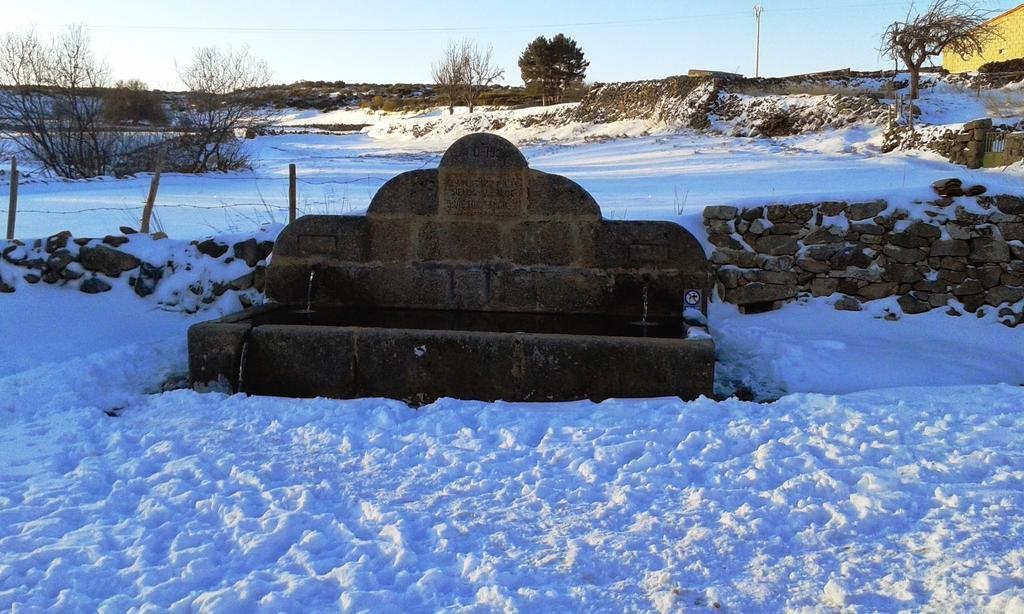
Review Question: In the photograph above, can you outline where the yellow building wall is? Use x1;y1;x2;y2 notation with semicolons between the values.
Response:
944;6;1024;73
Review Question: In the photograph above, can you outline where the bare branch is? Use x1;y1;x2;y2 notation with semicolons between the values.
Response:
881;0;1000;99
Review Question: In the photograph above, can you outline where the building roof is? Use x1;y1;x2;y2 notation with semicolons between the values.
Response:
988;3;1024;25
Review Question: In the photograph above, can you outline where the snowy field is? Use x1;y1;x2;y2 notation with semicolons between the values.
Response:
2;98;1024;611
5;125;1024;241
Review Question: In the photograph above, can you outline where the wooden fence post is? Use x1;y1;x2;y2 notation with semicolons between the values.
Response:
140;146;166;234
289;163;297;223
6;157;17;241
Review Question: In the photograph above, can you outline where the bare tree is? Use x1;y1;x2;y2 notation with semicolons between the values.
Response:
465;42;504;112
177;45;272;172
431;41;468;115
882;0;999;100
0;26;122;178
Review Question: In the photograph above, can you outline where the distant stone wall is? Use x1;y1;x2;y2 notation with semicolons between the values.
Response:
703;196;1024;327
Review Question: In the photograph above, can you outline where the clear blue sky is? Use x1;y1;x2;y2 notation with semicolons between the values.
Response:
6;1;1023;89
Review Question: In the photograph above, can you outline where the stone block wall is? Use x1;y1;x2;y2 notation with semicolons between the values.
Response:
704;196;1024;326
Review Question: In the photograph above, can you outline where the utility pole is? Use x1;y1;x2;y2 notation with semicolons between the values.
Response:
753;3;764;78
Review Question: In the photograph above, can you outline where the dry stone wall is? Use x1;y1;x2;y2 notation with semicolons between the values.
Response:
0;231;273;312
704;196;1024;326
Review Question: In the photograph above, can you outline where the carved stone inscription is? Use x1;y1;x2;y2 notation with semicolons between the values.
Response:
439;169;527;217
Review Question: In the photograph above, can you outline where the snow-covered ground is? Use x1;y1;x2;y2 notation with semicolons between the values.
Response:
2;80;1024;611
1;315;1023;611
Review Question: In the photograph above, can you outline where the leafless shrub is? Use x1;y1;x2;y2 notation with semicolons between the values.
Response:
465;42;504;112
0;26;126;178
103;79;167;125
177;45;273;172
981;89;1024;117
431;41;469;115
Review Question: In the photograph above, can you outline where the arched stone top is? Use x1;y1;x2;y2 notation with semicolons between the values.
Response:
270;132;714;316
438;133;528;170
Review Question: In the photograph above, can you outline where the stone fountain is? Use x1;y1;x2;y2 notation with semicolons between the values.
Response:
189;133;715;403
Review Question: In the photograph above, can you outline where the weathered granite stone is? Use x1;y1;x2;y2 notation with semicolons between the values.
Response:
197;239;228;258
804;243;845;261
711;248;758;267
79;277;112;294
986;285;1024;306
850;223;884;236
889;231;930;249
898;293;931;314
804;226;846;244
858;282;896;300
707;233;744;250
703;205;738;220
45;231;71;253
766;205;791;222
998;222;1024;242
747;270;798;285
797;257;831;273
754;235;799;256
46;250;74;273
767;222;803;235
788;204;816;224
757;255;795;271
939;268;967;284
954;278;984;296
955;206;990;226
717;267;742;288
740;206;764;221
723;282;797;305
131;262;164;297
834;295;862;311
906;221;941;239
930;239;969;257
78;245;140;277
233;238;274;267
829;245;873;269
102;235;129;248
706;219;732;235
972;265;1002;289
993;195;1024;216
883;245;926;264
847;200;887;221
819;201;848;216
811;277;838;296
969;238;1010;263
884;263;925;283
830;267;881;282
913;279;948;293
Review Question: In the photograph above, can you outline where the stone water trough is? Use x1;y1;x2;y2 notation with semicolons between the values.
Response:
188;133;715;403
